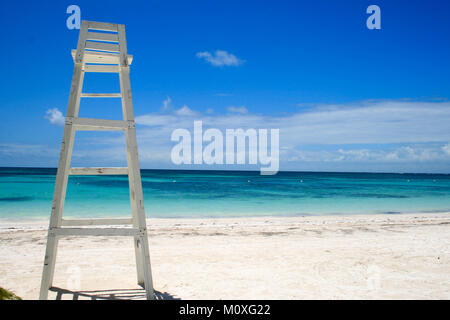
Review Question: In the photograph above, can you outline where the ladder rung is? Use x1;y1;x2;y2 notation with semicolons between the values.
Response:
84;65;120;73
86;31;119;43
87;21;118;32
85;41;120;53
70;167;128;175
61;218;133;226
81;93;122;98
51;227;140;237
70;117;131;131
71;50;133;65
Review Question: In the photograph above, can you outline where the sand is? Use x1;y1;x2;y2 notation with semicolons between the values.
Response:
1;213;449;300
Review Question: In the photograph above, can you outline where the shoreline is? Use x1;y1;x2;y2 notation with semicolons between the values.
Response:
1;212;449;299
1;211;449;230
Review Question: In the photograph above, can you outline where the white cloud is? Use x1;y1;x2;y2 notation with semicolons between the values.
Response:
337;149;374;161
196;50;244;67
336;146;446;162
284;144;450;164
161;97;172;111
442;142;450;156
227;106;248;114
270;100;450;145
40;99;449;171
132;99;450;169
138;99;450;148
0;143;58;157
135;114;177;127
175;105;198;116
45;108;65;126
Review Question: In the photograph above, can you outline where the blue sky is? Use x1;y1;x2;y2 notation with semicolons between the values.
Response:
0;0;449;172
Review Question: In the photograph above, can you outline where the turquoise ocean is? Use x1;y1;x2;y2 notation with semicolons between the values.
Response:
0;167;449;220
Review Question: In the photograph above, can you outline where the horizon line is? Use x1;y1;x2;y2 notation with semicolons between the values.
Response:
0;166;449;175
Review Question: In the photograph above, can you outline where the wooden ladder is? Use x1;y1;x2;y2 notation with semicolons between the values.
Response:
39;20;154;300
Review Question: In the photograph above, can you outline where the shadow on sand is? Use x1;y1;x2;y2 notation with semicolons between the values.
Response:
49;287;179;300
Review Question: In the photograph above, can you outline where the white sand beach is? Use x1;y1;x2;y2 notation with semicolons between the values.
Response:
1;213;449;300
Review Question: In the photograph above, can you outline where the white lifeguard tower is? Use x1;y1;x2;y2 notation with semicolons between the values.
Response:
39;20;154;300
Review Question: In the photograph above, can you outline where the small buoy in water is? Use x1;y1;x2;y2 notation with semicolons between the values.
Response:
300;180;303;183
173;180;176;183
248;180;251;183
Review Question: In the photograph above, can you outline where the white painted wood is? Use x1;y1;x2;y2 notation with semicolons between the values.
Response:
40;20;154;300
69;167;128;175
61;218;133;226
71;50;133;65
117;23;145;288
40;20;88;300
70;117;129;131
85;41;120;53
51;227;139;237
84;64;119;73
81;93;122;98
118;23;154;299
86;31;119;43
39;233;57;299
88;21;118;32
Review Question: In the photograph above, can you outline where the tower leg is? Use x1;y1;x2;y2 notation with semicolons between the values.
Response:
39;234;58;299
39;52;84;299
139;233;155;299
123;126;154;299
118;48;155;298
134;236;144;287
39;123;77;299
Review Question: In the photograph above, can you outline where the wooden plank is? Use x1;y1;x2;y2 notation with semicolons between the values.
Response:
118;23;143;288
85;41;120;53
40;21;88;300
70;117;129;131
39;233;58;300
81;93;122;98
61;218;133;226
51;227;139;237
86;31;119;43
74;21;89;64
84;64;119;73
87;21;118;32
69;167;128;175
118;23;155;300
71;50;133;65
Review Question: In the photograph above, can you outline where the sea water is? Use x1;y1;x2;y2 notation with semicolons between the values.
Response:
0;167;449;220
